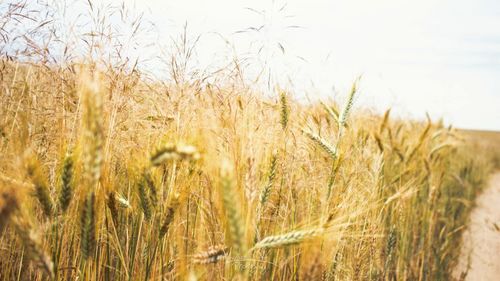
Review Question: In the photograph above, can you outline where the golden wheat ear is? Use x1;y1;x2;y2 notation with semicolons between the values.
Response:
192;244;229;264
338;77;361;128
321;101;340;124
302;129;338;160
252;228;324;250
159;193;180;239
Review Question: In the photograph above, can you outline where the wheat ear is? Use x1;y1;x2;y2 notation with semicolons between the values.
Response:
302;129;338;160
159;193;180;239
80;192;96;260
150;143;200;166
321;101;339;124
252;228;324;250
339;77;360;127
138;175;152;220
259;151;278;208
193;244;229;264
27;159;53;218
107;191;119;226
279;91;289;130
58;152;74;213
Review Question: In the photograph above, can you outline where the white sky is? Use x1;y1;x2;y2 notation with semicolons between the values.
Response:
119;0;500;130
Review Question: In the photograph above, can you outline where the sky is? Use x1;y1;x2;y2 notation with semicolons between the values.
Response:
116;0;500;130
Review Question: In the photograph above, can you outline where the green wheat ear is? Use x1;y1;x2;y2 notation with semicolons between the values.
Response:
339;77;360;127
138;174;152;220
80;192;96;260
279;91;289;130
27;158;53;218
58;152;74;213
259;150;278;208
159;194;180;239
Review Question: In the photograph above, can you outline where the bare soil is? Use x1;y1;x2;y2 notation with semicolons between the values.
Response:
454;172;500;280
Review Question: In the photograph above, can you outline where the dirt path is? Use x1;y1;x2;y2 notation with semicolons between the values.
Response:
454;172;500;280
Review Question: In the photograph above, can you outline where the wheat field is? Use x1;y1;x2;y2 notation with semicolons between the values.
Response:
0;1;496;281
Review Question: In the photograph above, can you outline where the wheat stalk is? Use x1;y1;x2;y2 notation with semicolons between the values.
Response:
220;159;245;256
